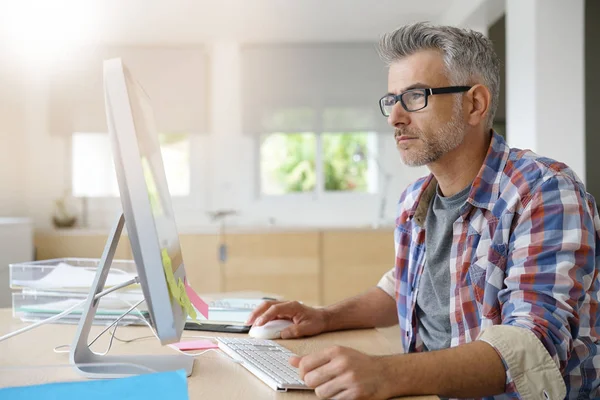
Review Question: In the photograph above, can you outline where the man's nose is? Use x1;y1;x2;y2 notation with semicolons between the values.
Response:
387;102;410;127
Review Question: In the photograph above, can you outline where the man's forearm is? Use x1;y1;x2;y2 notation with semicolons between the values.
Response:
323;287;398;332
380;340;506;398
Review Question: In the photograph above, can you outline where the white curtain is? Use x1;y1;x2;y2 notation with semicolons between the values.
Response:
241;43;390;135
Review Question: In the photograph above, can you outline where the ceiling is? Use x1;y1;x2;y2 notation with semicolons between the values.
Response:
0;0;456;45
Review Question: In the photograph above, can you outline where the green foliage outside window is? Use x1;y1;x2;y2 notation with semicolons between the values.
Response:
322;133;368;191
260;132;370;195
261;133;316;194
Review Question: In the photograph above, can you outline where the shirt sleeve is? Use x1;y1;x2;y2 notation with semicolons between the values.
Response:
478;174;596;399
377;268;396;299
478;325;566;399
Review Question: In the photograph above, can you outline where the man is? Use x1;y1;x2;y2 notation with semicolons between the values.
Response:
247;22;600;400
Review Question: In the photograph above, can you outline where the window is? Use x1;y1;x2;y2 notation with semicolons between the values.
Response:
243;45;389;198
71;132;191;198
260;133;316;195
260;132;378;196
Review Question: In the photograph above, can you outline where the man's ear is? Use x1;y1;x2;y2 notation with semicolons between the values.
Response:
465;84;491;127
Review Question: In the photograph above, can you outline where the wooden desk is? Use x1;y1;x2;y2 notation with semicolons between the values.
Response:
0;310;437;399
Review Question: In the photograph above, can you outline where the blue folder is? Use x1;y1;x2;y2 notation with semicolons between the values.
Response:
0;369;189;400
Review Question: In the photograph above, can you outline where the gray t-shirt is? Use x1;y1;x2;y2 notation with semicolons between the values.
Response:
416;183;471;351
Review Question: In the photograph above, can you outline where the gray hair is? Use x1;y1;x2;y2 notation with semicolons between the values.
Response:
378;22;500;129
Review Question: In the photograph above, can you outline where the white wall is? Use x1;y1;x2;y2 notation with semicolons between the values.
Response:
0;125;23;216
21;78;70;230
506;0;585;182
0;50;27;218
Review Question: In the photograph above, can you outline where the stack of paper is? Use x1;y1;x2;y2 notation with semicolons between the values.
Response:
11;260;148;327
11;258;279;327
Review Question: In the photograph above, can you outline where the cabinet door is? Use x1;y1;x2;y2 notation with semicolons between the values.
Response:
34;233;132;260
322;230;394;305
223;232;321;306
178;234;221;295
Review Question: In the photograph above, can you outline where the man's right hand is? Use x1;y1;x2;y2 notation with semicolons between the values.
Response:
245;300;329;339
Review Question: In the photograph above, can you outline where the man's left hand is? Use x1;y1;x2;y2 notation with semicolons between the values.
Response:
290;346;391;400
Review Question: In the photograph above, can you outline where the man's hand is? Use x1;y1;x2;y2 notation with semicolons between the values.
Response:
245;300;329;339
290;346;390;400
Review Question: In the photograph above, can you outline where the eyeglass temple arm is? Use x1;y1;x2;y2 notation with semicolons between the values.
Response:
429;86;472;95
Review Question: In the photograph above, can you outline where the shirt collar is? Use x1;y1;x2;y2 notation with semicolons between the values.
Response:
408;131;509;227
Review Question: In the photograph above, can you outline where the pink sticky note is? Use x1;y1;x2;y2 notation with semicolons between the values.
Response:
170;339;218;351
184;278;209;319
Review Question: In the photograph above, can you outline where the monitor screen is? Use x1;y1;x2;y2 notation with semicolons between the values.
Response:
126;67;183;280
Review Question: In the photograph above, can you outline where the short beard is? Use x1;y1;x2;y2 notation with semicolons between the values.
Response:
396;106;466;167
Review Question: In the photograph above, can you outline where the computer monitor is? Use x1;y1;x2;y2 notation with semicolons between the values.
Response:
104;57;188;343
69;58;194;378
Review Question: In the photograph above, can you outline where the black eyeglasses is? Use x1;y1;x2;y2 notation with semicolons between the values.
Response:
379;86;472;117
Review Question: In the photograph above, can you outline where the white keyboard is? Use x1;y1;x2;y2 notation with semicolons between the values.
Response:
216;337;310;392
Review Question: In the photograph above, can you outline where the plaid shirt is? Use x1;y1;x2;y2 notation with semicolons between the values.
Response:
393;132;600;399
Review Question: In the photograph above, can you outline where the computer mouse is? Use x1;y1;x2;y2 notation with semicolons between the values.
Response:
248;319;294;340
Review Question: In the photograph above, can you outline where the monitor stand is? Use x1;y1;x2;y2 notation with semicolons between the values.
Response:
69;213;194;379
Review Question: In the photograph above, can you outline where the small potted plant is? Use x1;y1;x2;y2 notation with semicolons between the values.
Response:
52;192;77;228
